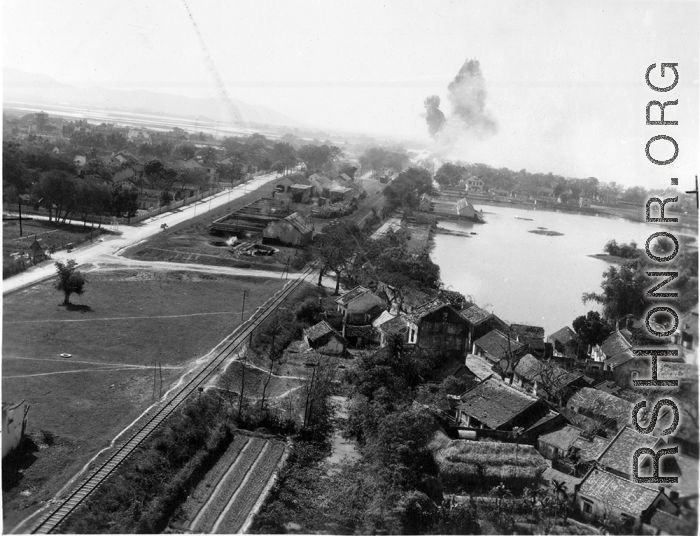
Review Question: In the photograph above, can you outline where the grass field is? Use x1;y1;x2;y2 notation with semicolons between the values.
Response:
1;268;285;530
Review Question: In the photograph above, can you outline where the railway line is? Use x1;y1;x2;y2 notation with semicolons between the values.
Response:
29;265;316;534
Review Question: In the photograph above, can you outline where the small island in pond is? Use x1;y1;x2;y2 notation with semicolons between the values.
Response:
528;228;564;236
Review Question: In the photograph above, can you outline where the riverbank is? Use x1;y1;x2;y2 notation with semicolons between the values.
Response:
468;196;698;231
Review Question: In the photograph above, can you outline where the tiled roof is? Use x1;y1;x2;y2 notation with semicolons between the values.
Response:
657;362;698;382
597;426;660;476
378;315;411;336
571;433;611;462
464;354;495;381
473;330;525;362
514;354;582;393
344;325;377;338
407;298;450;321
283;212;312;234
459;304;492;324
601;330;634;366
304;321;338;342
372;310;396;328
666;454;699;499
336;286;372;306
648;510;697;536
568;388;633;430
578;467;660;516
511;323;545;341
550;326;577;345
458;377;540;429
538;425;582;451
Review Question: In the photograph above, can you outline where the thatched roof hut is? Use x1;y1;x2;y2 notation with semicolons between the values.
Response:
430;431;547;491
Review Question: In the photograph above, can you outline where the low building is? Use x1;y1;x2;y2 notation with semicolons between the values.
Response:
459;303;510;349
575;466;677;532
537;424;612;465
597;426;664;480
2;400;29;458
335;286;385;326
472;329;527;368
510;323;546;358
303;321;347;355
566;387;634;433
513;354;586;404
549;326;579;358
456;376;549;433
407;299;470;356
262;212;312;247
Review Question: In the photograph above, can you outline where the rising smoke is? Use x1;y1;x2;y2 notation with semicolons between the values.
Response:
424;59;498;147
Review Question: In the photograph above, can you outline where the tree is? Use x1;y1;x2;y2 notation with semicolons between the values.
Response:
173;143;196;160
311;221;362;294
383;167;434;212
434;163;465;187
55;260;87;305
582;261;650;323
110;182;139;218
297;144;343;174
572;311;611;349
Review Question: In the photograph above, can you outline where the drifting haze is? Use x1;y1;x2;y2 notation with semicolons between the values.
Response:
2;0;698;187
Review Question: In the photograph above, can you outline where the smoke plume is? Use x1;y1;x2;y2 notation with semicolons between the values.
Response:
424;95;447;137
425;59;498;144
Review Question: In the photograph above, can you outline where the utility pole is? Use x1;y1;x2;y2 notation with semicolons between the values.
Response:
18;195;23;237
238;336;249;421
152;360;157;401
241;290;249;322
159;361;163;400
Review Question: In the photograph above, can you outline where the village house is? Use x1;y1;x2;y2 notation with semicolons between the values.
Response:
466;176;484;194
273;175;314;203
459;303;509;349
472;329;527;369
456;376;551;434
126;128;151;143
406;299;470;356
510;323;546;358
596;426;666;481
586;329;640;386
549;326;579;358
2;400;29;458
537;424;611;465
463;354;498;382
375;282;432;315
566;387;634;433
512;354;586;405
183;158;217;183
374;313;411;347
335;286;385;326
307;173;332;196
575;466;678;532
302;321;347;355
262;212;313;247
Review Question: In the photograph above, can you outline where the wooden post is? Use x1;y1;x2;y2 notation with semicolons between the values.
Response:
159;361;163;400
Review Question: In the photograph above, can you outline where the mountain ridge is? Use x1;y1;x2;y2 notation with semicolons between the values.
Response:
3;67;304;129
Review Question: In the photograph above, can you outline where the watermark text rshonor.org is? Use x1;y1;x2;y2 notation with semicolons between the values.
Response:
631;62;684;485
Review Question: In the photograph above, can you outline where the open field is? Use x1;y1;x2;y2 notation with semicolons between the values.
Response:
1;268;285;530
173;434;287;534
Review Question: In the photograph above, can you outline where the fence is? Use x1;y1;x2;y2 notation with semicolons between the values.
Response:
3;186;226;228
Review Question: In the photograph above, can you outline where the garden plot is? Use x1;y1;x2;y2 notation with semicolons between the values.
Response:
176;436;286;533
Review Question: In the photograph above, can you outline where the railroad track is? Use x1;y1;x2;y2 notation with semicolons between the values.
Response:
29;265;316;534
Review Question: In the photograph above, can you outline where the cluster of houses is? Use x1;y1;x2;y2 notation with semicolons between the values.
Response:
297;283;697;534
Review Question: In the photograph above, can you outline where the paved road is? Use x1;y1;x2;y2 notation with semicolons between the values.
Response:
3;173;282;295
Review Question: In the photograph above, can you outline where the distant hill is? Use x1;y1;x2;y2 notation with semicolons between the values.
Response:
3;67;303;128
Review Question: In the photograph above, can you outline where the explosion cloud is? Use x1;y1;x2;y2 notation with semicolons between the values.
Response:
425;58;498;144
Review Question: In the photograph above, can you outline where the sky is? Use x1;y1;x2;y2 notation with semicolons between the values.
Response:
3;0;699;188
